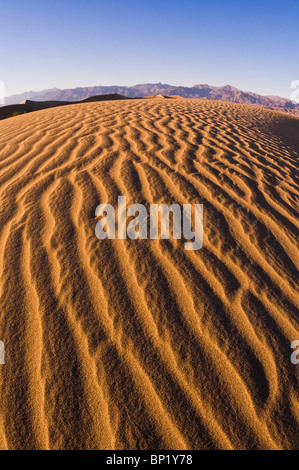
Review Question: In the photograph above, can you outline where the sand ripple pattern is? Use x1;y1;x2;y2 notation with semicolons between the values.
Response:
0;99;298;450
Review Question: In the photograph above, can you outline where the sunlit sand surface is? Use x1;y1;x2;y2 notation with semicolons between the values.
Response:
0;99;298;449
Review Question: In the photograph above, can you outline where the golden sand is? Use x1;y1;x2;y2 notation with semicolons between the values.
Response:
0;99;298;449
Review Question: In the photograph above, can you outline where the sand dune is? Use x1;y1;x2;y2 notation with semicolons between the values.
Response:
0;93;131;120
0;98;298;450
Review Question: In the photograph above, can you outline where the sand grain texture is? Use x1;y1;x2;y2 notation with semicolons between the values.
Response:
0;99;298;450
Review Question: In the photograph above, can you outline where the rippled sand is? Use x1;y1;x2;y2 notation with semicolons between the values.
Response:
0;99;298;450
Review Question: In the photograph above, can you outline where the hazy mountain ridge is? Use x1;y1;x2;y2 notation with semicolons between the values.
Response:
4;83;299;115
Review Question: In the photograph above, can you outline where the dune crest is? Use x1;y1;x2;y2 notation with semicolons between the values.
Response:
0;99;298;450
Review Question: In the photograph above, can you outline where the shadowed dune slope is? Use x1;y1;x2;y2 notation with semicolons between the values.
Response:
0;99;298;450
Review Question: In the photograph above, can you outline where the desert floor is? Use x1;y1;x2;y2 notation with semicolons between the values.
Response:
0;98;298;450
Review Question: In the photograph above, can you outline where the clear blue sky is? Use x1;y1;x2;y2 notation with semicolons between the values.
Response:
1;0;299;98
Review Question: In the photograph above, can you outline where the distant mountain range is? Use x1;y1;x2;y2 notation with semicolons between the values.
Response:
3;83;299;116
